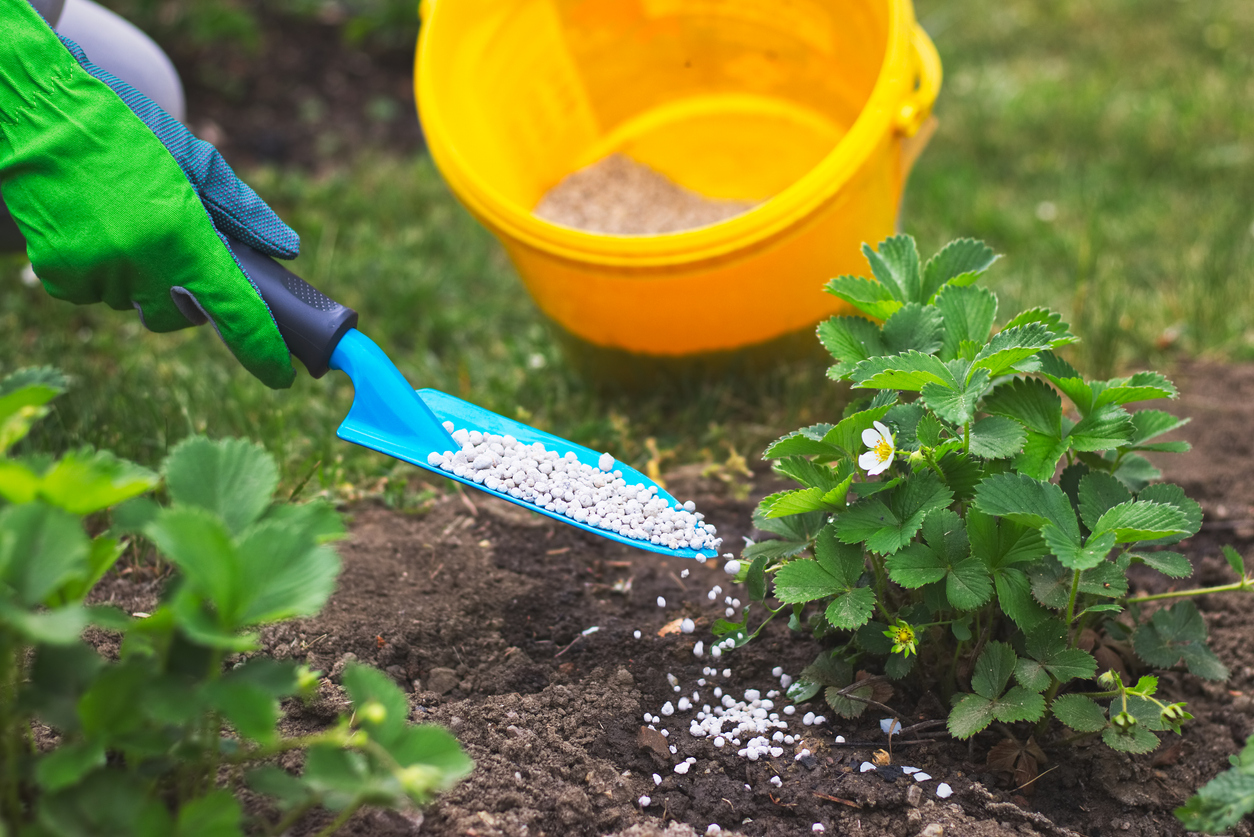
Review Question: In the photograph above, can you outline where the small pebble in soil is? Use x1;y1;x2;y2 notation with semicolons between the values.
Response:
653;773;662;785
936;783;953;798
770;776;782;787
783;705;795;715
693;641;704;657
860;762;877;773
661;702;675;716
913;772;932;782
780;673;793;688
725;607;735;617
675;762;691;774
706;826;722;836
714;736;725;747
771;666;783;677
658;596;667;608
803;712;816;726
681;618;696;633
430;426;721;552
711;646;722;659
722;668;731;678
812;825;826;834
724;559;741;574
834;735;845;743
638;795;651;807
633;630;642;639
681;568;690;578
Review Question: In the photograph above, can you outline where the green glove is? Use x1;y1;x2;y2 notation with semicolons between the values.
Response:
0;0;297;388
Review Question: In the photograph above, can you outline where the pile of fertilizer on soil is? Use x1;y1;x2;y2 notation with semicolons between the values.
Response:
534;153;759;235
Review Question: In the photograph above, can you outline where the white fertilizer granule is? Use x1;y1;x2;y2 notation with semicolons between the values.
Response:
428;424;721;553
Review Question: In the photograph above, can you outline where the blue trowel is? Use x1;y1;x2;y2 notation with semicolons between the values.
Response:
227;239;714;560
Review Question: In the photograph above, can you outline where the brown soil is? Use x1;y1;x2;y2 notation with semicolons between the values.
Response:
534;155;759;236
89;361;1254;837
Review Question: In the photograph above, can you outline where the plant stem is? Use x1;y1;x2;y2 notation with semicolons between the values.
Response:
1064;569;1083;628
963;422;970;455
312;799;364;837
1126;578;1254;604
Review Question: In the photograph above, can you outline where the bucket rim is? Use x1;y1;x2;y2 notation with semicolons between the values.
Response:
416;0;937;268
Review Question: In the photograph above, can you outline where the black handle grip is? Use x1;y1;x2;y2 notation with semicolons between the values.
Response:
226;238;358;378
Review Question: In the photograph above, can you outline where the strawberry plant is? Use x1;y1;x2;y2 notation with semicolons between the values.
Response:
0;368;471;836
721;236;1252;757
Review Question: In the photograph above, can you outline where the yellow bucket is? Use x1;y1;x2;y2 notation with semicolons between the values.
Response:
415;0;940;360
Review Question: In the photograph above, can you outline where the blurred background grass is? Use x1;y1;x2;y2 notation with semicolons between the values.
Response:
1;0;1251;500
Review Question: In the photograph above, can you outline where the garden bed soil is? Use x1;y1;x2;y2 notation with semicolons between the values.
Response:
91;361;1254;837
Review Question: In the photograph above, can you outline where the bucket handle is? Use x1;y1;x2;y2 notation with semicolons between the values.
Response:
894;25;942;138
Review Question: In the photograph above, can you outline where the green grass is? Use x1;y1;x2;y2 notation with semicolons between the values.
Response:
3;0;1251;495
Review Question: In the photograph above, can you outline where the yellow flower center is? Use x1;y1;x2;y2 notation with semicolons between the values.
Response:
874;439;894;462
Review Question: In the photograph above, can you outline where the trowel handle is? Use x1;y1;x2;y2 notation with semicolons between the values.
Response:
226;238;358;379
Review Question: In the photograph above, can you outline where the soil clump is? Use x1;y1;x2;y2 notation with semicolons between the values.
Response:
534;154;759;235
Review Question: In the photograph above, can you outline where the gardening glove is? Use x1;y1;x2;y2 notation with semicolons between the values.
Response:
0;0;298;388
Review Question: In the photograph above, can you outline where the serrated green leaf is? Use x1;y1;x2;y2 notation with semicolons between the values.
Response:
0;600;88;644
163;437;279;535
995;568;1052;630
774;457;846;493
972;323;1057;378
969;416;1026;460
1012;432;1070;481
947;556;993;610
764;424;839;459
934;284;998;361
35;740;105;792
1175;735;1254;832
1052;694;1108;732
787;679;823;703
826;587;876;630
821;405;893;458
1102;724;1160;754
0;502;90;606
968;509;1047;570
1136;484;1202;546
1044;526;1115;570
1036;351;1093;413
948;693;996;738
817;316;886;378
342;664;409;747
1133;601;1229;680
915;412;944;448
850;351;957;392
886;543;947;588
1077;472;1133;532
1015;657;1053;692
923;368;991;425
994;687;1048;723
764;488;829;518
1094;371;1177;408
982;377;1063;436
1068;404;1134;452
1002;308;1076;347
775;559;842;604
834;471;954;555
882;303;943;355
921;238;999;300
1133;551;1193;578
823;275;902;320
1093;501;1190;544
746;553;767;602
1224;545;1246;577
32;449;158;517
1126;410;1189;448
864;235;922;302
1025;621;1098;682
814;524;864;587
826;683;874;719
971;641;1018;700
973;473;1080;540
205;679;280;745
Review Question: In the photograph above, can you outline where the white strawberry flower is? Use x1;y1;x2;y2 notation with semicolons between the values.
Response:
859;421;896;476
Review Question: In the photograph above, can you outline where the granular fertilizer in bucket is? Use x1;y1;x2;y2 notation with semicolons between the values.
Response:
534;154;758;236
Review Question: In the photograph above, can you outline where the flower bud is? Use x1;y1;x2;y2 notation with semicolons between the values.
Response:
360;700;388;726
1097;670;1122;690
1111;711;1137;731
